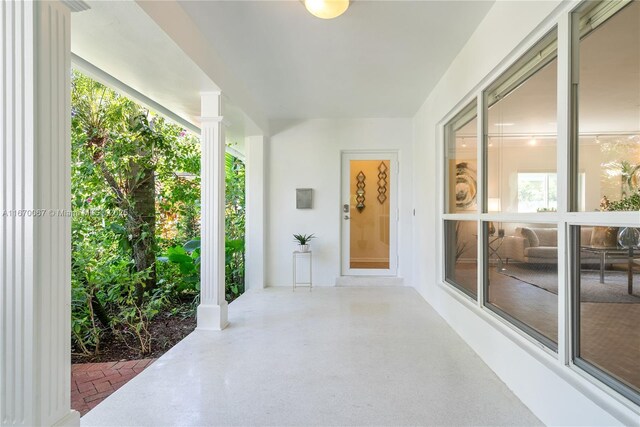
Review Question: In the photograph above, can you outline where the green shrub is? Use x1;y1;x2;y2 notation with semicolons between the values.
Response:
70;71;246;357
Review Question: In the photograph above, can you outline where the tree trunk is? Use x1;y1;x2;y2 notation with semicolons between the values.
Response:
88;133;158;306
128;160;156;306
91;292;111;328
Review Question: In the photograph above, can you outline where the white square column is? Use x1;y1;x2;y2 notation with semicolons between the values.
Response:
197;92;229;330
1;1;79;426
245;135;266;290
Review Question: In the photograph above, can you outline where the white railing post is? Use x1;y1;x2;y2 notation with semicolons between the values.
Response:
197;92;229;330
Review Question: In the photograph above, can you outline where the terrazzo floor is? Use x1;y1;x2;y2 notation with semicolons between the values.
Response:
81;287;540;426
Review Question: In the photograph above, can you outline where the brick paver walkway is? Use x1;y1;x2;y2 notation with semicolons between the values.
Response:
71;359;155;415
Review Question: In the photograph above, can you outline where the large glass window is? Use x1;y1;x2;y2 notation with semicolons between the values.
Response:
485;222;558;349
572;225;640;403
445;101;478;214
443;101;479;299
575;1;640;212
486;30;558;214
480;30;559;349
440;0;640;405
444;220;478;299
570;0;640;405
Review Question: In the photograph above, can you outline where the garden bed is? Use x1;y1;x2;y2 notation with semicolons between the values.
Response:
72;311;196;364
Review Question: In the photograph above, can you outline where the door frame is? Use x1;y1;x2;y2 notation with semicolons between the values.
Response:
340;150;399;276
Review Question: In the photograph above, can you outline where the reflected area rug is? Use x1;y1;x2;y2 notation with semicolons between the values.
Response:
499;264;640;303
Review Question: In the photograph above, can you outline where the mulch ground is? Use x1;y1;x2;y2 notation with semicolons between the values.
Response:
71;311;196;415
72;311;196;364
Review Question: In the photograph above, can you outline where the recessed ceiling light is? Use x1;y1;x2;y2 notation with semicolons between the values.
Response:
529;138;537;146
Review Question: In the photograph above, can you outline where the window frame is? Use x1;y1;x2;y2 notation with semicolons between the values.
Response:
568;0;640;406
442;100;480;300
481;26;561;351
443;219;479;300
444;100;479;215
569;224;640;406
436;0;640;412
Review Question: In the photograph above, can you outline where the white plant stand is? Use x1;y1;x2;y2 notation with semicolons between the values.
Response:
293;251;312;291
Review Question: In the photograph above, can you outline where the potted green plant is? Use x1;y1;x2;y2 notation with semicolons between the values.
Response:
293;233;315;252
595;192;640;247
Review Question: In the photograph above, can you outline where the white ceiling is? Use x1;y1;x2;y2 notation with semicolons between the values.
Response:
72;0;637;141
71;0;262;146
177;0;495;120
71;1;495;133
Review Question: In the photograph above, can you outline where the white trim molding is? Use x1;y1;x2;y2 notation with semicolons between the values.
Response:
197;92;229;330
1;1;79;425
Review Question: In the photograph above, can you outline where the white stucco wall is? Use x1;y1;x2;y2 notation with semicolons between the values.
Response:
266;119;413;286
412;1;638;425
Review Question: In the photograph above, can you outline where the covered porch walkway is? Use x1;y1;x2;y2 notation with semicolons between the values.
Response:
81;287;539;426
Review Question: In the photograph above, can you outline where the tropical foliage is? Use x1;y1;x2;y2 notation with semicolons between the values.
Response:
601;161;640;212
602;192;640;212
71;71;245;357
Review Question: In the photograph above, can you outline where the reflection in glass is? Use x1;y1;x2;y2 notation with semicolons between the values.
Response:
444;220;478;298
576;1;640;212
517;173;557;213
445;102;478;213
573;225;640;399
486;32;558;214
486;222;558;348
349;160;390;269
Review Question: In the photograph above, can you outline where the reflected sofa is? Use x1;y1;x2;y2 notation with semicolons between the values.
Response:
500;227;594;264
